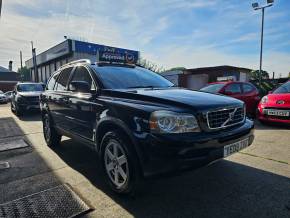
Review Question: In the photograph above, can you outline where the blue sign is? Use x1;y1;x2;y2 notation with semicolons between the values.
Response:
98;50;137;64
73;40;139;63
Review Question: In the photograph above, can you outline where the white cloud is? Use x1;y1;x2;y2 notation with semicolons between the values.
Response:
0;0;289;78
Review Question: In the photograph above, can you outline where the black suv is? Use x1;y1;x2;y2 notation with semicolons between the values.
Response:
40;59;254;194
11;82;44;116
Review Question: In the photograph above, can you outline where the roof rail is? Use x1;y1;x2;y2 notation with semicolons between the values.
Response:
60;59;91;69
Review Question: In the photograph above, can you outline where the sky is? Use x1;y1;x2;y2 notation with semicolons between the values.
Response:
0;0;289;77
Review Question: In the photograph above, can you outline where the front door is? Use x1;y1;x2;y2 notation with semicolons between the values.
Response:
66;66;98;141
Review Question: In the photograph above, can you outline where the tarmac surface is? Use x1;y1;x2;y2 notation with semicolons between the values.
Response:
0;103;290;218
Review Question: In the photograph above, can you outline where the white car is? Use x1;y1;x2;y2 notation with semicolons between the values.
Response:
0;91;9;104
4;91;13;102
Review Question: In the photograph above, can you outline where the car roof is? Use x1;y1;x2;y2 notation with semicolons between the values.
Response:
208;81;251;85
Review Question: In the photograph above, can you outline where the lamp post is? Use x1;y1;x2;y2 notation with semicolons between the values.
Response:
252;0;274;87
31;41;38;82
0;0;2;17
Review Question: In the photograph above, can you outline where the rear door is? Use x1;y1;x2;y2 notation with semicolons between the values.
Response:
241;83;260;114
223;83;243;101
43;70;60;114
50;67;74;130
66;66;98;141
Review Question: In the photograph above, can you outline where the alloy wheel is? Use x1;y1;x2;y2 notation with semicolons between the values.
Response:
104;140;129;189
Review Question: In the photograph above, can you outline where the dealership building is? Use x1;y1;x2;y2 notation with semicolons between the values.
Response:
25;39;139;83
161;65;252;90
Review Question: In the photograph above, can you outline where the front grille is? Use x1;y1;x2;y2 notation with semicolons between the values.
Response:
25;96;39;102
207;107;245;130
266;115;290;120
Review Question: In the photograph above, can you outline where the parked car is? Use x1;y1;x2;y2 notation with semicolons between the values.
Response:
257;81;290;125
200;81;260;116
0;90;9;104
40;59;254;194
4;91;13;102
11;82;44;116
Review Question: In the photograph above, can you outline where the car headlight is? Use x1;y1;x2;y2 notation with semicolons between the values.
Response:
261;96;268;104
149;110;200;133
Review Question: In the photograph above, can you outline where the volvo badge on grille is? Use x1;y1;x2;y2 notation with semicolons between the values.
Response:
222;108;237;127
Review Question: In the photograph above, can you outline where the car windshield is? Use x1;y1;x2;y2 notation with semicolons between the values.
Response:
93;66;173;89
17;84;44;92
200;84;225;93
273;82;290;94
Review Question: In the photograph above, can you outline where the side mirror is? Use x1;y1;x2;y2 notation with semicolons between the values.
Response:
69;81;90;93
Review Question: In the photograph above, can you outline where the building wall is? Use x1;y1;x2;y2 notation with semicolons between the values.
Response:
0;82;18;92
186;74;209;90
26;39;139;83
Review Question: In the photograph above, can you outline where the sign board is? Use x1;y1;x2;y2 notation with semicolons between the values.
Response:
73;40;139;64
217;76;236;81
97;49;136;64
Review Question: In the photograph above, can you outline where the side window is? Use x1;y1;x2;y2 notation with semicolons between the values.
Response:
242;84;255;93
55;67;73;91
46;72;60;90
225;84;242;94
68;66;96;92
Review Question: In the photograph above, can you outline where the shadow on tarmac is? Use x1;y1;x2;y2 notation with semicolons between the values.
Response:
53;138;290;218
1;111;289;217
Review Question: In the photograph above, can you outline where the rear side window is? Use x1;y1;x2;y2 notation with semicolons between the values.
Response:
224;84;242;94
242;84;255;93
46;72;60;90
55;67;73;91
200;84;225;93
69;66;96;91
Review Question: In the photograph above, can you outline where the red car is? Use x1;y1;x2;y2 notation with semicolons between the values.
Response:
200;81;260;115
257;81;290;125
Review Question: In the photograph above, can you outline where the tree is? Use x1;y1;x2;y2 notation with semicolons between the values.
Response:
137;58;165;73
17;66;31;81
250;70;269;81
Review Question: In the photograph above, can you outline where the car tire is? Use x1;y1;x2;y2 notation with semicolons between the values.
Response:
43;113;61;147
10;102;14;113
100;130;141;195
15;105;23;117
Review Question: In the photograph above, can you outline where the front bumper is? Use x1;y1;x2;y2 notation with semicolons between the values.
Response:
18;102;40;110
0;98;8;103
133;119;254;178
257;106;290;124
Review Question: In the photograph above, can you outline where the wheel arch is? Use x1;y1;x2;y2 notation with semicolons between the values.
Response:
95;117;144;175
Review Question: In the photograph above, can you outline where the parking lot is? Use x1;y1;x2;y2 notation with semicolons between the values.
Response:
0;103;290;218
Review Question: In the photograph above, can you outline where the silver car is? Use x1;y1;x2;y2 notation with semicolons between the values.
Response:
0;91;8;104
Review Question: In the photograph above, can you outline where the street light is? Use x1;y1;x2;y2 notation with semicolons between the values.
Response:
31;41;38;82
252;0;274;86
0;0;2;17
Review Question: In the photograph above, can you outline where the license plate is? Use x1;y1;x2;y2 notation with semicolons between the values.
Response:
267;109;289;117
224;138;249;157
